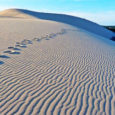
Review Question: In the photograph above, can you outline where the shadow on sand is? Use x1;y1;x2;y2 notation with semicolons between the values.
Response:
4;50;21;55
0;55;10;58
111;37;115;41
0;61;4;65
14;9;115;40
15;45;27;48
8;47;21;51
10;52;20;54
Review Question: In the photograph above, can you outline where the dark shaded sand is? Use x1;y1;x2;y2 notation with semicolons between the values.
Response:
0;55;10;58
4;50;20;54
0;61;4;65
9;51;20;54
111;36;115;41
8;47;21;51
15;45;27;48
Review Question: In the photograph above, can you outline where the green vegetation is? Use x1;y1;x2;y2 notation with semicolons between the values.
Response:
104;26;115;32
103;26;115;41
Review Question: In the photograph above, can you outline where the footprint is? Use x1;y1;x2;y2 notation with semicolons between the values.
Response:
16;42;27;47
45;38;50;40
9;51;20;54
9;50;20;54
15;44;27;48
32;38;41;42
0;61;4;65
16;42;21;45
41;36;46;40
3;50;12;53
21;39;33;45
4;50;20;55
32;38;38;41
0;55;10;58
8;47;21;51
13;47;21;51
8;46;14;49
48;34;55;38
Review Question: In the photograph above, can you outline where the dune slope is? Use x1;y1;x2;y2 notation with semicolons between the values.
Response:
0;9;115;115
0;9;115;39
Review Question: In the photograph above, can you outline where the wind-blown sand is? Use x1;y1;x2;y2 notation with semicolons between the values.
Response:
0;9;115;115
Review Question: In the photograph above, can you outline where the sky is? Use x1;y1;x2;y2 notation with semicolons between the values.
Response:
0;0;115;25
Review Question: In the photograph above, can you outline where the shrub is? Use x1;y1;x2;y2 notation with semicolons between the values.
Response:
111;36;115;41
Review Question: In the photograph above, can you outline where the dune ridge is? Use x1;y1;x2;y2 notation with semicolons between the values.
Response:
0;9;115;39
0;9;33;19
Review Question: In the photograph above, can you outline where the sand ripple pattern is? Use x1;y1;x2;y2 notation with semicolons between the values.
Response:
0;29;115;115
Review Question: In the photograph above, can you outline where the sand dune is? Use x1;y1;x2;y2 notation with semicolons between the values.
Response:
0;9;115;39
0;9;115;115
0;9;33;19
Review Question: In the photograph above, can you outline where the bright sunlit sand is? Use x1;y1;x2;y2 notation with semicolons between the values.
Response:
0;9;115;115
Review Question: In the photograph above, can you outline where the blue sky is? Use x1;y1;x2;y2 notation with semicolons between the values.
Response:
0;0;115;25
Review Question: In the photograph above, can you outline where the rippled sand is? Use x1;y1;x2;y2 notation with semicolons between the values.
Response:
0;15;115;115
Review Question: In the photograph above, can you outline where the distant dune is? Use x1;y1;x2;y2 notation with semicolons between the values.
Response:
0;9;115;115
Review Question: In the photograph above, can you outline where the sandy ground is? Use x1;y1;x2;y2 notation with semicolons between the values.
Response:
0;17;115;115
